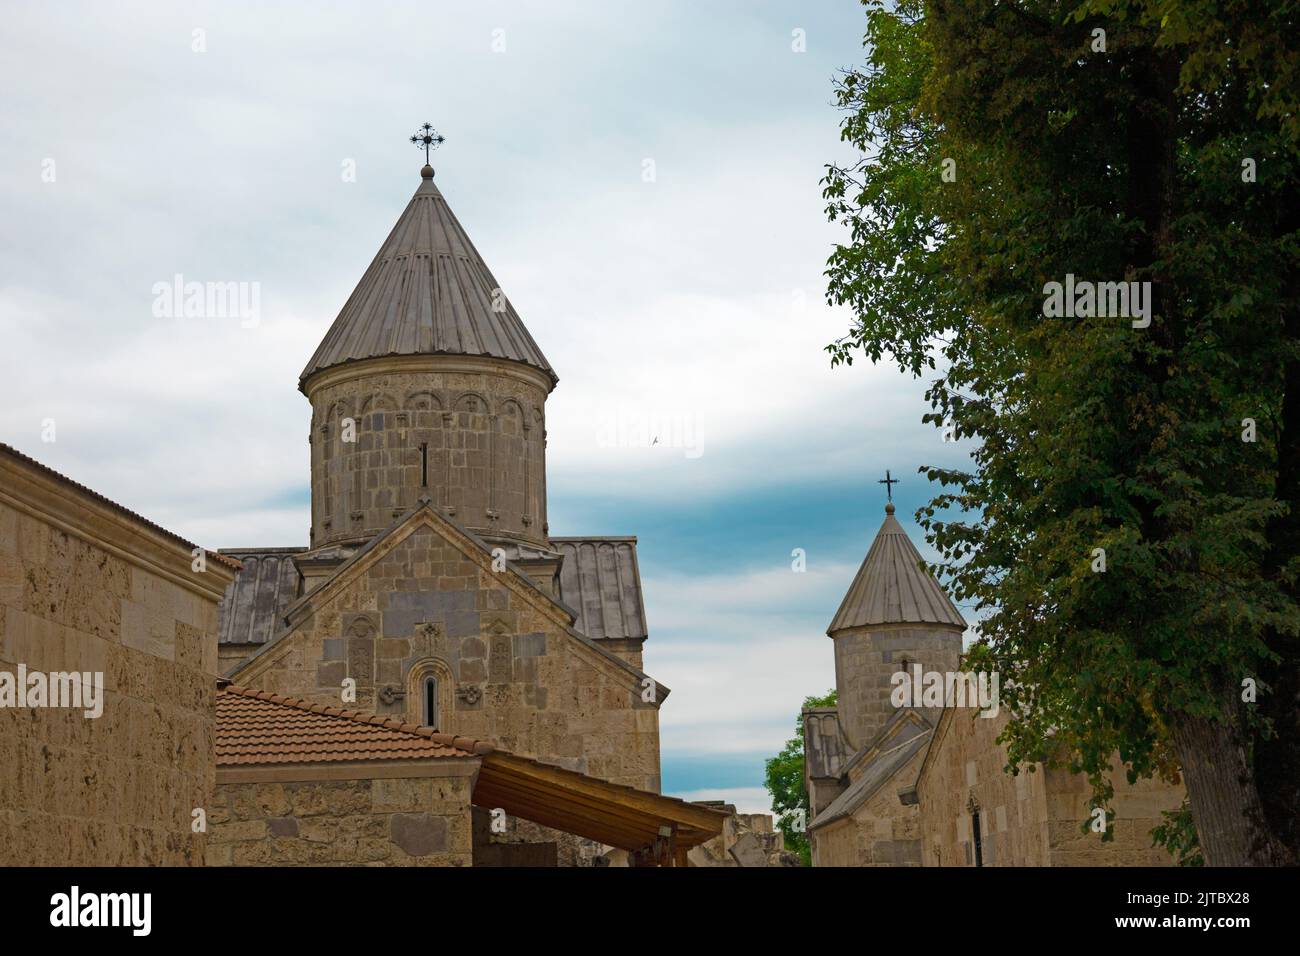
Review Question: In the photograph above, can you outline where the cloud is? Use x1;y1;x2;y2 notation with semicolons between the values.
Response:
666;787;773;816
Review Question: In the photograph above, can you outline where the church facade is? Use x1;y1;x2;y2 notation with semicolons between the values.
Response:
804;502;1186;866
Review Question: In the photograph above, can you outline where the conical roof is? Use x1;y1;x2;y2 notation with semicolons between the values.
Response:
828;504;966;633
300;166;556;389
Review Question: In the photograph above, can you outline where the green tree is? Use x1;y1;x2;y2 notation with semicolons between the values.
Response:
824;0;1299;865
765;690;837;865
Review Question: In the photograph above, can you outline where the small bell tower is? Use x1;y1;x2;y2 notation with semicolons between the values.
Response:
827;474;966;749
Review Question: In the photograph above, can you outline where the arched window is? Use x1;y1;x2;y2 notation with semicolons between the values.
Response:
406;658;454;732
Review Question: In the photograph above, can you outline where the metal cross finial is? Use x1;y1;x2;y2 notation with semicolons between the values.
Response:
878;469;899;502
409;122;446;164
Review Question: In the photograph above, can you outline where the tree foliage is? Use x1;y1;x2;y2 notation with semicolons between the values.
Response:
825;0;1299;864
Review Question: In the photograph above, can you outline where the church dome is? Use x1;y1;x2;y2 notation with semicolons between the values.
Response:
828;504;966;633
300;167;557;390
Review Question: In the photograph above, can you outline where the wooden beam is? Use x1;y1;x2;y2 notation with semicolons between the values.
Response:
481;753;728;832
476;766;668;833
473;781;655;850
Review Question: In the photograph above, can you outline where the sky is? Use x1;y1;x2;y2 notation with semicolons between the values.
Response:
0;0;976;813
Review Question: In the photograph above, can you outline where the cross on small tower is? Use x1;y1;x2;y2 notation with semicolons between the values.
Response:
878;469;899;502
409;122;446;164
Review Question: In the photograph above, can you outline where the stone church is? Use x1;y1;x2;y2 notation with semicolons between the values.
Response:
803;502;1186;866
0;161;733;866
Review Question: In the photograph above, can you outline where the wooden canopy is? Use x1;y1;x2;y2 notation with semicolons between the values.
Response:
473;752;728;866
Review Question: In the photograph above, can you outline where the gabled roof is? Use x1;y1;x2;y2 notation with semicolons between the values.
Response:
300;167;556;389
828;503;966;633
808;709;932;831
552;537;648;641
227;500;669;702
216;548;305;645
216;685;489;765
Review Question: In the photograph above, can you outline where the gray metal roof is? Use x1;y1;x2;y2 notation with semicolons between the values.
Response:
828;505;966;633
552;537;648;641
300;167;556;388
216;548;305;645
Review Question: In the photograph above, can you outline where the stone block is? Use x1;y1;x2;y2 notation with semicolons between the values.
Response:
390;812;449;857
513;632;546;658
266;817;299;837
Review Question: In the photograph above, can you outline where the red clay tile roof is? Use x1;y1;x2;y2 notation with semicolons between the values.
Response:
216;685;492;765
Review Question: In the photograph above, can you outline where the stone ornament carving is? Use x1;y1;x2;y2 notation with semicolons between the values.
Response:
457;684;482;705
379;684;406;705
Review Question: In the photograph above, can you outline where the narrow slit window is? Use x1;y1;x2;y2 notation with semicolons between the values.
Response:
972;811;984;867
420;442;429;488
423;675;438;730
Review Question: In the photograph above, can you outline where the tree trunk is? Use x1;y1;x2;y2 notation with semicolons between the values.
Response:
1126;43;1284;866
1170;696;1276;866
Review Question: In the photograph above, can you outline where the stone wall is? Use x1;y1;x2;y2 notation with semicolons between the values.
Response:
0;454;234;866
208;773;473;866
811;746;927;867
917;708;1183;866
830;624;962;751
916;709;1050;866
1043;764;1185;866
306;356;550;551
232;519;662;795
471;806;608;866
219;642;258;674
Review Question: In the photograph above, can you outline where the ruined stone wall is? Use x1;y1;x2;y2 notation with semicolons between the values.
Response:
232;523;662;794
306;357;550;551
0;477;232;866
831;624;963;750
208;774;473;866
690;811;800;867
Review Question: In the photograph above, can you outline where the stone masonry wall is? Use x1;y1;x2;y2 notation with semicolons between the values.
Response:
0;498;225;866
917;709;1050;866
811;746;926;867
219;642;258;674
308;361;549;551
1043;763;1185;866
233;522;661;794
831;624;963;751
917;708;1183;866
208;774;473;866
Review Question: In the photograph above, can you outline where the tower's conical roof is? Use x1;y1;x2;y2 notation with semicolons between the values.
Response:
828;504;966;633
300;166;556;389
